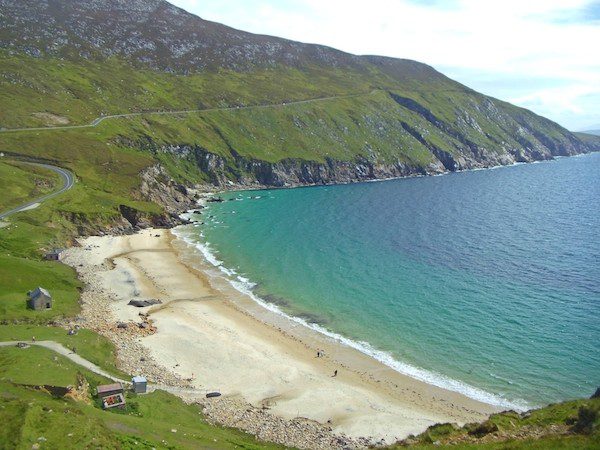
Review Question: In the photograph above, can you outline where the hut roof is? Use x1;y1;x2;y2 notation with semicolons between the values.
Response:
96;383;123;395
29;287;51;300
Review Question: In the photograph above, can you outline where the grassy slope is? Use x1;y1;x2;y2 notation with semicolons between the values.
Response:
0;50;387;129
0;346;283;450
0;160;61;211
393;398;600;449
574;132;600;148
1;51;586;190
0;254;81;322
0;325;125;378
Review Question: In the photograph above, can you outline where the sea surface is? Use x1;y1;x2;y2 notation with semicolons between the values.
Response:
177;153;600;409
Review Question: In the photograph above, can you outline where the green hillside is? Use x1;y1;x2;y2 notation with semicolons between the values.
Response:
0;342;283;449
0;0;599;448
393;395;600;449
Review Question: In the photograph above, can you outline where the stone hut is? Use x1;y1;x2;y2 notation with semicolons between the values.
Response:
27;287;52;310
44;248;65;261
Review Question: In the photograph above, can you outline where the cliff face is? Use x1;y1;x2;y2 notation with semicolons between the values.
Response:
155;128;589;189
161;144;438;187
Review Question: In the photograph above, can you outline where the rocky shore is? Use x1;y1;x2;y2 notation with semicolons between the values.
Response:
199;396;369;449
60;255;187;387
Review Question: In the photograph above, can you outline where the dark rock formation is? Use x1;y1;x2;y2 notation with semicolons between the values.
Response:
128;299;162;307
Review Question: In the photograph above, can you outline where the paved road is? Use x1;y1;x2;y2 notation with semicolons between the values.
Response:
0;91;370;134
0;161;74;220
0;340;210;397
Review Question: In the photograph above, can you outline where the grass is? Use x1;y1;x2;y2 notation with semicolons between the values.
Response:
0;255;81;322
399;435;600;449
0;345;284;449
393;397;600;449
0;345;111;387
0;325;125;378
0;160;61;211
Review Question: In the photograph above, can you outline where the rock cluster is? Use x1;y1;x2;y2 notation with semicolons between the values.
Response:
198;396;369;450
60;253;188;387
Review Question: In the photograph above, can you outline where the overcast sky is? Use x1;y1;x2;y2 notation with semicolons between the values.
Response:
170;0;599;131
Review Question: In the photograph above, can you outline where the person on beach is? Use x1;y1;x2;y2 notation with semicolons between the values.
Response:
333;369;338;377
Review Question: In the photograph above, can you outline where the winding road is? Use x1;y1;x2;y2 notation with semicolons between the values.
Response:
0;91;370;134
0;161;74;220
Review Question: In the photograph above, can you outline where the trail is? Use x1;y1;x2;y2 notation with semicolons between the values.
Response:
0;340;208;397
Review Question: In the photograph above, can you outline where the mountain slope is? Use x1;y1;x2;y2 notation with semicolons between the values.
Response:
0;0;595;189
581;129;600;136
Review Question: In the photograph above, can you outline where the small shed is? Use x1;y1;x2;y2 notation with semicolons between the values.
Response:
97;383;126;409
44;248;65;261
132;376;147;394
27;287;52;310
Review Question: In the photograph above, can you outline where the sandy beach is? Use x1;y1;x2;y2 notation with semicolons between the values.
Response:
63;227;499;446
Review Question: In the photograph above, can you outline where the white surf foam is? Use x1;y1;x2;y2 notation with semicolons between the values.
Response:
172;222;530;412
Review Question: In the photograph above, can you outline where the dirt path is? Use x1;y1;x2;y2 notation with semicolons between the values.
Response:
0;339;208;397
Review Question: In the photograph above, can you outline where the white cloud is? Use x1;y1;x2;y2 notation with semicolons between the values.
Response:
169;0;599;129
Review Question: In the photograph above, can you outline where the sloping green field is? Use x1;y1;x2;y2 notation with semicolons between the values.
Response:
0;345;283;450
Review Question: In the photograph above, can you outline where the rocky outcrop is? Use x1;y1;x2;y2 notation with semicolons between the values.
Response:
137;164;199;214
233;156;436;187
156;144;436;188
154;137;592;189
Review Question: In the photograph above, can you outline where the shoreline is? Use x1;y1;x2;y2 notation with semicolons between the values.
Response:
63;227;500;447
175;224;528;412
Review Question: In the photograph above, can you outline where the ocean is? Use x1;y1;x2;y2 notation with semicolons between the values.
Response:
176;153;600;410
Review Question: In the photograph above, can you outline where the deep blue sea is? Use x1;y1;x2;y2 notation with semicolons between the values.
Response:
179;154;600;409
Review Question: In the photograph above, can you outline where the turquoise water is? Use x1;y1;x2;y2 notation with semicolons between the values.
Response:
181;154;600;409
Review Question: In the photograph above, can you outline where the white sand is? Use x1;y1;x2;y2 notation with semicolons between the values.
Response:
69;228;499;443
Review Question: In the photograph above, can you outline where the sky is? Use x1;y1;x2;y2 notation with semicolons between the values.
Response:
169;0;600;131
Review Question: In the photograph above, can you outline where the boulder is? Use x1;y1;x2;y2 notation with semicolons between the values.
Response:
128;299;162;308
